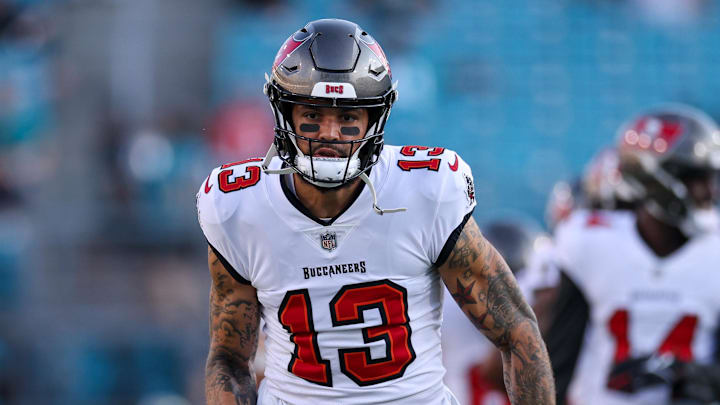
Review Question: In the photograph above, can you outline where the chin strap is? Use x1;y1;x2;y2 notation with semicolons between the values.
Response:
359;172;406;215
262;143;296;175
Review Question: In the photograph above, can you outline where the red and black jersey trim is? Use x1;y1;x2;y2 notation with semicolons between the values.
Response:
207;242;250;285
433;209;474;268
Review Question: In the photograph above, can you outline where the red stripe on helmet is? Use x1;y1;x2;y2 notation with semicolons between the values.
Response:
631;117;684;152
367;42;391;76
273;35;309;70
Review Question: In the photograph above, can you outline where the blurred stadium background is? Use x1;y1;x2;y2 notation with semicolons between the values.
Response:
1;0;719;403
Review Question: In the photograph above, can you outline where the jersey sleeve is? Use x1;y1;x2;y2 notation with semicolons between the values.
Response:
551;210;592;288
429;152;477;266
545;271;590;405
196;168;251;284
519;243;561;302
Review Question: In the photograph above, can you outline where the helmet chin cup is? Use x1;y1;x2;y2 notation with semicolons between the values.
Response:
681;207;720;236
295;155;362;188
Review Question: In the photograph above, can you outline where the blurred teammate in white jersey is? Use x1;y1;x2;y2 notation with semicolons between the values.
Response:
546;104;720;405
196;18;554;405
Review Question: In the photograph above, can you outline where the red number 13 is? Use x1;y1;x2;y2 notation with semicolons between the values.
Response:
278;280;416;387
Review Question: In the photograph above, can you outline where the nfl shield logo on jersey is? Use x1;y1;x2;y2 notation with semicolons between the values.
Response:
320;231;337;251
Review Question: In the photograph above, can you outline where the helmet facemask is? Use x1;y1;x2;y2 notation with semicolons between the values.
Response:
261;18;405;215
265;78;395;188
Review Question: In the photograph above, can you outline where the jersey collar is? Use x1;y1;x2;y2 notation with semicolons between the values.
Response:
279;171;367;227
264;150;390;229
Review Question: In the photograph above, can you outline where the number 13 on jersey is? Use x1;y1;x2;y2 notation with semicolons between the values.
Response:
278;280;417;387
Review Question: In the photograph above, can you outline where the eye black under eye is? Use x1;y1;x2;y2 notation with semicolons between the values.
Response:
341;127;360;136
299;123;320;132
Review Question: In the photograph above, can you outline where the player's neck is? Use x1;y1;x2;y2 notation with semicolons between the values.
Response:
635;207;688;258
292;173;365;219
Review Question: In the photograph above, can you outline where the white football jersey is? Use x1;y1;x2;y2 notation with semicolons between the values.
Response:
516;237;559;306
197;145;476;404
554;209;720;405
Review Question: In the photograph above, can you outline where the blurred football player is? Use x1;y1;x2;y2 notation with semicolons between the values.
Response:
545;179;583;232
196;19;554;405
532;145;640;334
582;146;637;212
546;104;720;405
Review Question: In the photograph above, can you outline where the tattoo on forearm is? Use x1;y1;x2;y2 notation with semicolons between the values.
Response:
443;220;555;404
206;247;261;405
207;347;258;405
503;323;553;404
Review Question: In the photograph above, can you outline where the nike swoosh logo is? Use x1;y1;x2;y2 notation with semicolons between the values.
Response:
449;154;459;171
204;176;213;193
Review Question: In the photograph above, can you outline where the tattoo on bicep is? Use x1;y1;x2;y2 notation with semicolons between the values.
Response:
209;276;260;349
447;221;535;345
212;299;261;348
209;246;220;266
451;279;476;307
447;230;479;268
485;267;532;332
206;254;261;404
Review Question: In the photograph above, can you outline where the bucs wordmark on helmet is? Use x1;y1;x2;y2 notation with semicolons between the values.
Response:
261;18;397;194
617;103;720;235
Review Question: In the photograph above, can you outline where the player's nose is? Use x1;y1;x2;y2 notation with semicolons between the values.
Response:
317;117;343;141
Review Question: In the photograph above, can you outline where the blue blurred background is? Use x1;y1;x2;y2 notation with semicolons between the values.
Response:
1;0;719;403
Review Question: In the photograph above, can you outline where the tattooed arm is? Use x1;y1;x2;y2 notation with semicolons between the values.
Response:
206;246;261;405
437;217;556;405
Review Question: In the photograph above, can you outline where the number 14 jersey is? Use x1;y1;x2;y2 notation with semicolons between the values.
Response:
553;210;720;405
197;145;477;404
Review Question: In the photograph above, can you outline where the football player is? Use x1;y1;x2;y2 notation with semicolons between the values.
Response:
197;18;554;405
545;179;583;232
582;146;637;212
546;104;720;405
